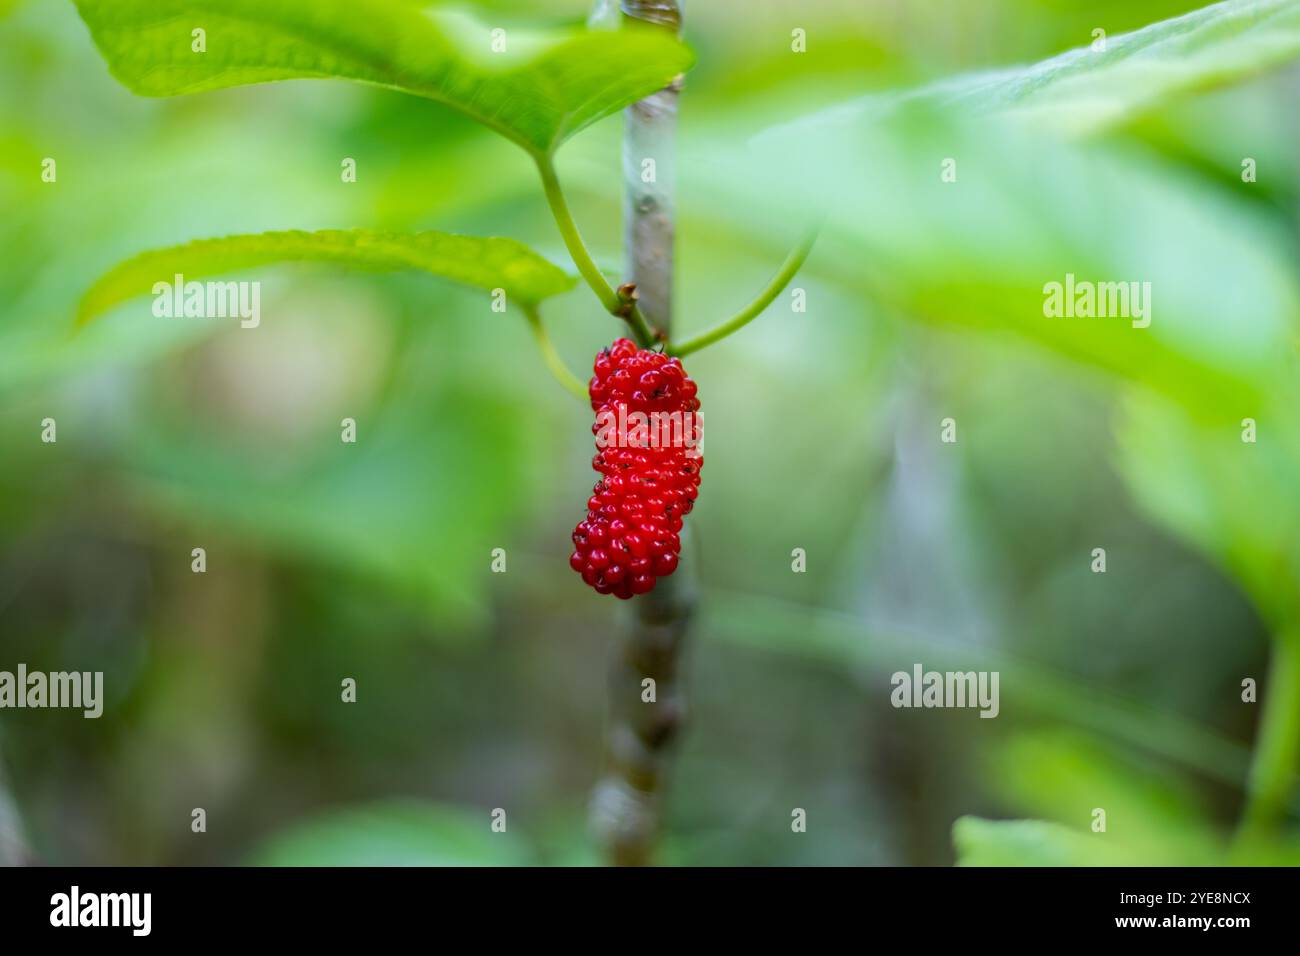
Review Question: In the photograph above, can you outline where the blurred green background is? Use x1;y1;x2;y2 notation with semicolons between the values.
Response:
1;0;1298;865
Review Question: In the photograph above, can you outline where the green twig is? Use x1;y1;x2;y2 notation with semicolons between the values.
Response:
535;156;656;348
668;227;818;357
523;305;588;401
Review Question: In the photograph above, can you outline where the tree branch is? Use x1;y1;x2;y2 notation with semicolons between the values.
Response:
588;0;694;868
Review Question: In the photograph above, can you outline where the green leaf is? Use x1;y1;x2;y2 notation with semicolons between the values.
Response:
856;0;1300;136
682;2;1300;416
954;817;1140;866
78;228;576;325
957;732;1299;865
954;815;1300;866
71;0;693;156
249;800;532;866
989;731;1216;848
1115;386;1300;625
693;109;1300;418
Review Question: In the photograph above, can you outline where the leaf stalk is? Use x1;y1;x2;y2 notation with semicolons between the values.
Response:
535;156;657;348
668;226;818;357
523;306;588;400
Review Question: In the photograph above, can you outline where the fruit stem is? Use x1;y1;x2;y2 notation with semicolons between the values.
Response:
522;306;588;400
1237;630;1300;843
668;225;818;357
535;156;656;348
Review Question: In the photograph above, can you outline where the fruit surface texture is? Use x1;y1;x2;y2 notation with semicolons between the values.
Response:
570;338;702;599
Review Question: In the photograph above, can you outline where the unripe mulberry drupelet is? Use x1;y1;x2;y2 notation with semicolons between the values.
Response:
570;338;702;598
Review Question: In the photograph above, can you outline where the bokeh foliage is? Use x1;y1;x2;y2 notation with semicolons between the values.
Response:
1;0;1298;865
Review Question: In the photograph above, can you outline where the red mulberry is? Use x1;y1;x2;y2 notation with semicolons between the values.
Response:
569;338;702;599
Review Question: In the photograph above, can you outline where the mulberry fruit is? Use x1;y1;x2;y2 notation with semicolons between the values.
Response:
569;338;702;598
